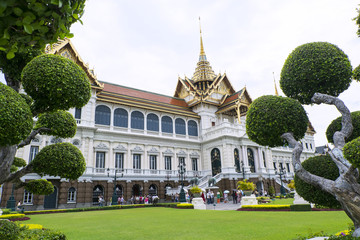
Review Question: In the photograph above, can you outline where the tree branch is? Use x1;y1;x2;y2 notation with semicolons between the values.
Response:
18;127;51;148
5;164;34;183
281;132;335;194
311;93;353;149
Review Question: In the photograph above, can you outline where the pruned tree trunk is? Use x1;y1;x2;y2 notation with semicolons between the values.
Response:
0;145;17;183
282;93;360;237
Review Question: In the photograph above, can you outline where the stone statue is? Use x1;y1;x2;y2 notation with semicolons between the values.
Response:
208;177;216;187
190;177;199;186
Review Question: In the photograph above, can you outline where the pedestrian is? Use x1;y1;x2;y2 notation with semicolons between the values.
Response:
117;196;121;205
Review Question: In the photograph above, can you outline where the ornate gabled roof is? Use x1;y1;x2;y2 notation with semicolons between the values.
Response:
216;87;252;121
98;81;199;118
45;38;103;90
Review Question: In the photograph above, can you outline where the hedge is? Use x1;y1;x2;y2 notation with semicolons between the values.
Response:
290;204;312;211
0;214;25;219
241;205;290;209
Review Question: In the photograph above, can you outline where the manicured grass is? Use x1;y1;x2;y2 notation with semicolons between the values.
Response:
26;207;351;240
264;198;295;205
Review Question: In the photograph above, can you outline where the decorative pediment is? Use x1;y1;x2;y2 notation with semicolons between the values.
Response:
94;142;109;151
176;150;187;157
163;149;174;156
147;147;159;154
113;144;127;152
131;146;144;153
189;152;200;158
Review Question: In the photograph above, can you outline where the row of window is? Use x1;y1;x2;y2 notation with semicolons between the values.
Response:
96;152;199;171
23;187;76;204
95;106;198;136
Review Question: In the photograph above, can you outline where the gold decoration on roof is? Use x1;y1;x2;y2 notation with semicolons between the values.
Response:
273;72;279;96
192;19;216;82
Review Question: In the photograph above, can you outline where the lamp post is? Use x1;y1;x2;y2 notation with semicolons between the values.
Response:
275;165;286;195
107;168;123;205
178;162;186;203
6;184;16;211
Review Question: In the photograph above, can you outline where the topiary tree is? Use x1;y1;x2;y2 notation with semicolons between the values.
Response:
294;155;341;209
246;41;360;237
326;111;360;144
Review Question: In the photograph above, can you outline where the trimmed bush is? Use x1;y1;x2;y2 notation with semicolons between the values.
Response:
21;54;91;114
0;214;25;219
290;204;312;211
294;155;341;209
24;179;54;195
32;142;86;180
280;42;352;104
241;205;290;209
176;203;194;209
326;111;360;144
0;83;32;146
35;110;77;138
343;137;360;168
246;95;308;147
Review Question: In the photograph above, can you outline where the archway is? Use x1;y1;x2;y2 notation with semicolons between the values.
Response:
132;184;142;197
211;148;221;176
92;185;104;205
44;186;57;209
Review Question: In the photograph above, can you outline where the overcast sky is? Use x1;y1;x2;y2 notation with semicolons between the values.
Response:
2;0;360;147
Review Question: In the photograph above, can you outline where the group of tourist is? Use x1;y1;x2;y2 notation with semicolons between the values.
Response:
129;195;159;204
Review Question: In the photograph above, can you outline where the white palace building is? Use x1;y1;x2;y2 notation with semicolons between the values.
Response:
1;34;316;210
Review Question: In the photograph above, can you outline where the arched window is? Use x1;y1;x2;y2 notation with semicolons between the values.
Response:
72;139;80;147
211;148;221;176
50;137;62;144
147;114;159;132
234;148;240;173
175;118;186;135
114;108;128;128
67;187;76;203
161;116;173;133
247;148;256;173
95;105;111;125
131;111;144;130
188;120;198;136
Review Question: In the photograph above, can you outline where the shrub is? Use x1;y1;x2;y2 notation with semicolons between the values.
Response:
280;42;352;104
176;203;194;209
237;179;255;191
290;204;312;211
0;83;32;146
2;209;11;214
0;220;23;240
189;185;202;194
326;111;360;144
0;214;25;220
24;179;54;195
19;224;43;230
343;137;360;168
241;205;290;209
20;229;67;240
21;54;91;114
294;155;341;209
35;110;77;138
32;142;86;180
269;186;275;197
246;95;308;147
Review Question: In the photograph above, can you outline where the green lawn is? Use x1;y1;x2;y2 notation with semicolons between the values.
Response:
26;207;351;240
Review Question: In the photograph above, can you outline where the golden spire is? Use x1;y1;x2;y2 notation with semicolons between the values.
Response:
273;72;279;96
192;17;216;82
199;17;205;56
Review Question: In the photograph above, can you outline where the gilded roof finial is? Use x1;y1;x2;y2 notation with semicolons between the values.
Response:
199;17;205;56
273;72;279;96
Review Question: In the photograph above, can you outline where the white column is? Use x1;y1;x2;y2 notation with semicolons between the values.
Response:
257;148;266;173
241;145;250;173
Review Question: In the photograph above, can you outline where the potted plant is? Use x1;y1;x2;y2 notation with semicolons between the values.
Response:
189;185;202;198
237;179;255;196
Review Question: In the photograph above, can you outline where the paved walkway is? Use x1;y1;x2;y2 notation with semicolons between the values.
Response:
205;202;241;210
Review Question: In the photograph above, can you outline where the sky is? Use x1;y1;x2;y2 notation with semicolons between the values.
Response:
2;0;360;147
